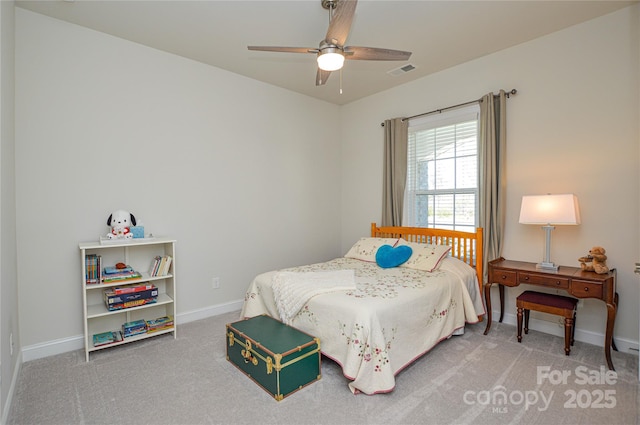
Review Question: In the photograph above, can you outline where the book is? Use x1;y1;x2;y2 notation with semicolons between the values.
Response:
104;265;133;275
149;255;172;277
85;254;102;284
113;283;154;295
123;319;147;338
149;256;161;276
92;330;123;347
160;256;172;276
102;271;142;283
98;255;102;285
106;298;157;311
157;256;167;275
146;315;173;327
146;316;174;332
123;328;147;338
102;270;139;278
104;287;158;306
123;319;146;330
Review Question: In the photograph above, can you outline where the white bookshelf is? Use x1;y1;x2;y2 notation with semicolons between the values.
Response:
79;237;177;361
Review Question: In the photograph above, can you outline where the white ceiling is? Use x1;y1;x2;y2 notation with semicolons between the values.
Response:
15;0;637;105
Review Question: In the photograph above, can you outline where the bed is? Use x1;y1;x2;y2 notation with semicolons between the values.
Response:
240;223;485;395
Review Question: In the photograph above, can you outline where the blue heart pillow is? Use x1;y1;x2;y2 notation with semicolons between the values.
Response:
375;244;413;269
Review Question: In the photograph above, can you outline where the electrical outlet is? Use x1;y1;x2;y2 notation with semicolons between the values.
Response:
212;277;220;289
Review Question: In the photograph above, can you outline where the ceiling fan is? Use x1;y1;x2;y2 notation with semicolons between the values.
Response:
248;0;412;87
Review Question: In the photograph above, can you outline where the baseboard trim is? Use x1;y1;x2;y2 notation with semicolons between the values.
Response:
21;299;244;362
175;299;243;325
494;310;639;355
21;334;84;362
21;303;635;361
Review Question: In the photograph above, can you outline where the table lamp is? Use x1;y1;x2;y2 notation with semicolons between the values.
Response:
519;194;581;271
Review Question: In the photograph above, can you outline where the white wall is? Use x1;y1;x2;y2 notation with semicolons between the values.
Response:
1;0;20;420
341;5;640;351
14;9;342;356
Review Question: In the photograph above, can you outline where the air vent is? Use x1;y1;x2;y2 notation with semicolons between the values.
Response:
387;64;417;77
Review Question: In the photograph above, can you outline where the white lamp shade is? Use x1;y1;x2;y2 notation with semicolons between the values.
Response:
519;194;581;225
317;51;345;71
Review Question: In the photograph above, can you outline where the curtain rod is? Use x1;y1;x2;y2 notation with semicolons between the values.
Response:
380;89;517;126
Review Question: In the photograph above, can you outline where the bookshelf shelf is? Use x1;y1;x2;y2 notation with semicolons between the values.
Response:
86;293;174;319
89;328;175;353
80;237;177;361
84;272;174;291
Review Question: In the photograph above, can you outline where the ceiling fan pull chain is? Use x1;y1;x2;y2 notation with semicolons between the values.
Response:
340;68;343;94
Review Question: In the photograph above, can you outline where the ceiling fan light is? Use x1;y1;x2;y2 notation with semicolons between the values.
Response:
317;51;345;71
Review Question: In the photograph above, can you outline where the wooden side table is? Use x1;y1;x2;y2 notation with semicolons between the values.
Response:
484;257;618;370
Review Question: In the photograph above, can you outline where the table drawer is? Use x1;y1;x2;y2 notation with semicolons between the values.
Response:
491;269;517;286
571;280;603;298
519;272;570;289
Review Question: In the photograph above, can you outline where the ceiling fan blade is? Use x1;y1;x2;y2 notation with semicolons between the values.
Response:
325;0;357;46
247;46;316;54
343;46;412;61
316;68;332;86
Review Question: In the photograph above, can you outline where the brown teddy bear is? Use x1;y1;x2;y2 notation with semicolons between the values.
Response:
578;246;609;274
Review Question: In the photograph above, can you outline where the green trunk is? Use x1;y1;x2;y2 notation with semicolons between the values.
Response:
226;315;321;401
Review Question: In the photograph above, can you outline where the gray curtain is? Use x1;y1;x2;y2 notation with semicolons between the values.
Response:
479;90;507;281
382;118;409;226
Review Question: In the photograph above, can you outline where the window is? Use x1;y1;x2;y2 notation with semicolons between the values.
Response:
403;104;480;232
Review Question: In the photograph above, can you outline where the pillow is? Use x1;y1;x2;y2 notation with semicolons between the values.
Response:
344;237;399;262
375;244;413;269
396;240;451;272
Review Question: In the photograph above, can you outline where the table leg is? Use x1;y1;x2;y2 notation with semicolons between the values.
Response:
611;292;619;352
516;307;523;342
604;293;618;371
498;284;505;323
483;283;493;335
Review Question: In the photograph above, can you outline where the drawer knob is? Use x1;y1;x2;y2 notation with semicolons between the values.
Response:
556;281;561;286
524;276;530;281
584;287;589;292
501;275;507;280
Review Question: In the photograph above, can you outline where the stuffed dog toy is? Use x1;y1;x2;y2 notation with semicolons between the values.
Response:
106;210;136;239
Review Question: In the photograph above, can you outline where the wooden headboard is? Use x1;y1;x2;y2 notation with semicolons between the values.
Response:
371;223;484;297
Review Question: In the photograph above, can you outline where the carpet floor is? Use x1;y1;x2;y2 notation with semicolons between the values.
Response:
7;310;639;425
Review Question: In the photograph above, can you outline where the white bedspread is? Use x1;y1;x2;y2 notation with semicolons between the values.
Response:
272;269;356;325
241;256;484;395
